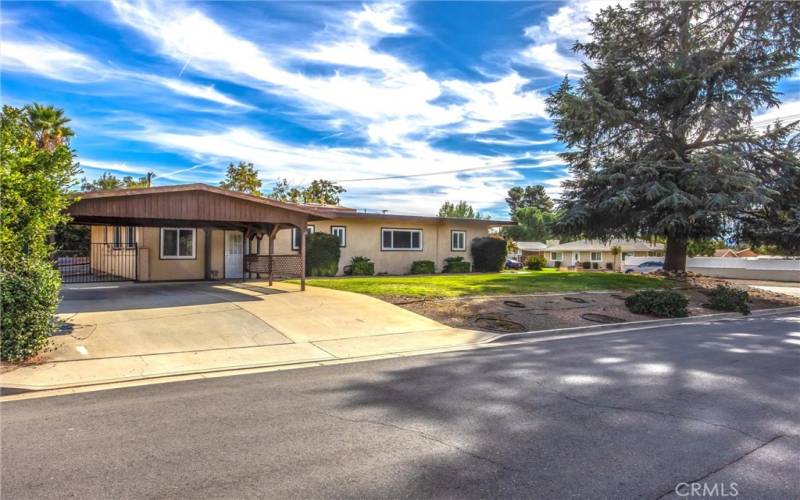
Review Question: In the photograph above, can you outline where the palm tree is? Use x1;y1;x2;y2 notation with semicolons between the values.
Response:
25;103;74;150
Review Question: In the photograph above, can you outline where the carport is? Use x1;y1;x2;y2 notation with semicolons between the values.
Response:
64;184;331;289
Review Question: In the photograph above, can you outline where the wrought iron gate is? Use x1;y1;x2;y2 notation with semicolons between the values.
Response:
55;243;138;283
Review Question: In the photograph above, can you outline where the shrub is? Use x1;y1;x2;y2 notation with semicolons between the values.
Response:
582;261;591;269
1;259;61;362
443;256;471;273
410;260;435;274
525;255;546;270
592;262;599;270
554;260;562;268
471;237;507;272
625;290;689;318
350;256;374;276
708;285;751;315
305;233;341;276
606;262;613;270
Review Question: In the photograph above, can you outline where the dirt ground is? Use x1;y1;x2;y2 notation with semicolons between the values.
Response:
396;277;800;334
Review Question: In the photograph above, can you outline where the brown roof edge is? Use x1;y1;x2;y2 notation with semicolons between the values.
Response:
327;210;515;226
72;183;333;219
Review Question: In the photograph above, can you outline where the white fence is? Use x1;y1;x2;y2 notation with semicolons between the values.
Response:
623;256;800;282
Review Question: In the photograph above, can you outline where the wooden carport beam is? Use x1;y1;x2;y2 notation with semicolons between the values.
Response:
268;224;280;286
300;221;307;292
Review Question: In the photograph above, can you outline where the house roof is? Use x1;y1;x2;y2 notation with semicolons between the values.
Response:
516;242;548;251
74;183;331;219
516;239;664;252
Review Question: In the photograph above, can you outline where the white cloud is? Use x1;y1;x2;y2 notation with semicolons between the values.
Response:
1;40;105;83
751;98;800;126
519;1;624;76
1;38;248;108
349;3;410;35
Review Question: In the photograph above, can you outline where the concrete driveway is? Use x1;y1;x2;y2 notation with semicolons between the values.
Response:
1;281;491;390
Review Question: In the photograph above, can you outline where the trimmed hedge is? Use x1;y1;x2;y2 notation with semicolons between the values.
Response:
591;262;599;270
443;256;471;273
606;262;613;270
554;260;562;268
525;255;546;271
582;261;591;269
708;285;751;315
305;233;341;276
410;260;435;274
1;259;60;361
471;237;507;272
625;290;688;318
350;256;374;276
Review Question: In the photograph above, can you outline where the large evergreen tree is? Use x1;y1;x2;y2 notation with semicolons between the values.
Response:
505;185;554;216
219;161;262;196
547;1;800;271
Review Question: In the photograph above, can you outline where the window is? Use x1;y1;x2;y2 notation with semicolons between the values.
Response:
126;227;136;248
112;226;122;248
291;225;315;250
330;226;346;247
550;252;563;261
451;230;466;251
160;228;195;259
590;252;602;262
648;251;663;257
381;229;422;251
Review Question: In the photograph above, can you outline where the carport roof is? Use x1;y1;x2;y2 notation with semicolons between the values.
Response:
68;183;332;228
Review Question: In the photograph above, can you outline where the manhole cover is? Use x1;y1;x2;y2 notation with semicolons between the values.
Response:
564;296;588;304
472;314;526;333
503;300;526;308
581;313;625;324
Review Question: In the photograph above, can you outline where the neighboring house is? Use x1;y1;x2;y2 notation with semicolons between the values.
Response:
713;248;759;258
516;239;664;269
66;184;512;284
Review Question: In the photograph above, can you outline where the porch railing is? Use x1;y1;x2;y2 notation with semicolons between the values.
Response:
245;254;302;279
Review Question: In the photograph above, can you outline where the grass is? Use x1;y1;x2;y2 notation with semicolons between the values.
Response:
291;269;673;300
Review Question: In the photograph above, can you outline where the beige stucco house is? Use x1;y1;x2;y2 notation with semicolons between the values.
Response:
516;239;664;269
67;184;512;285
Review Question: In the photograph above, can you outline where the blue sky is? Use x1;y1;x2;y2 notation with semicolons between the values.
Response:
3;1;798;216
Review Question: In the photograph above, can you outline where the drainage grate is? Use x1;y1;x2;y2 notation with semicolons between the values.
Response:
581;313;625;324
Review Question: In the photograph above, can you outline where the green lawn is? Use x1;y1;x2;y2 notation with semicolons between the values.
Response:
291;269;672;299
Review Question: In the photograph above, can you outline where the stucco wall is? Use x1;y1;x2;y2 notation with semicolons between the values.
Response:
141;227;207;281
259;217;495;275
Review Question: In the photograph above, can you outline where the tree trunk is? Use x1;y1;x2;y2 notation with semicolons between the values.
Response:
663;236;688;272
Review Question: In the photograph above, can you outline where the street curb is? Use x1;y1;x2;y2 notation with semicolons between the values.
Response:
486;305;800;344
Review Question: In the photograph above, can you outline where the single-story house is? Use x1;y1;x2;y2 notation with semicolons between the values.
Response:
713;248;759;258
516;239;665;269
65;183;512;285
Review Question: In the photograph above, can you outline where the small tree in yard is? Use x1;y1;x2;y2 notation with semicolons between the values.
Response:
548;2;800;271
305;233;341;277
1;104;79;361
471;237;508;272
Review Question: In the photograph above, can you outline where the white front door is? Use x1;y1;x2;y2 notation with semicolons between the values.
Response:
224;231;243;279
572;252;580;265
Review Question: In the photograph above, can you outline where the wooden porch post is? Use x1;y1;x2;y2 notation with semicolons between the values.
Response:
268;225;278;286
300;221;306;292
241;229;247;281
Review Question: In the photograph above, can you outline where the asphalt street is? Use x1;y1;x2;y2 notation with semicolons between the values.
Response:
2;312;799;499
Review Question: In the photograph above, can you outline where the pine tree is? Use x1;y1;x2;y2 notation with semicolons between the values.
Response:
547;1;800;271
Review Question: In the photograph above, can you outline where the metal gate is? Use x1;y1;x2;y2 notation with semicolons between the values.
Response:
55;243;138;283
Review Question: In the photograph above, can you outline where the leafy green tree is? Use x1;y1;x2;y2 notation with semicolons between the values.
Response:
302;179;345;205
548;1;800;271
687;239;724;257
439;201;477;218
24;102;74;151
219;161;262;196
502;207;557;241
269;178;293;201
1;104;79;361
80;172;153;191
505;185;554;217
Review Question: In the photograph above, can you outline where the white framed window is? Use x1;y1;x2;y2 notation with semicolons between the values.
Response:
291;225;315;250
381;228;422;251
160;228;196;259
451;230;466;251
550;252;563;261
330;226;346;247
590;252;602;262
